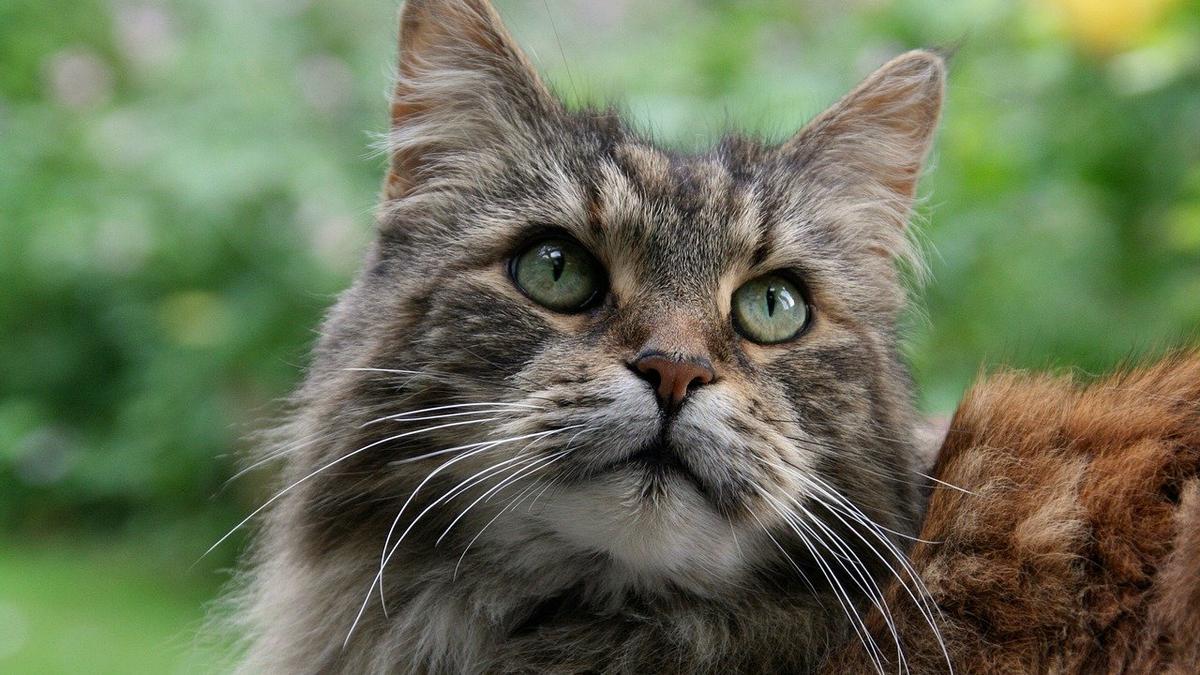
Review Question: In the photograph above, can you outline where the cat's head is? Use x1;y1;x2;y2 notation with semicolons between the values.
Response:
295;0;943;589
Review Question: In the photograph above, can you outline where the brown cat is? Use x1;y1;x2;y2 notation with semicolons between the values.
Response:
822;351;1200;674
229;0;950;672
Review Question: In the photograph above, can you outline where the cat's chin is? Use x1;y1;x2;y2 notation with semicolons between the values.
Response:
533;470;756;589
601;440;713;497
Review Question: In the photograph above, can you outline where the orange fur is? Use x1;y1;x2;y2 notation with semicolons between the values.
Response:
823;351;1200;673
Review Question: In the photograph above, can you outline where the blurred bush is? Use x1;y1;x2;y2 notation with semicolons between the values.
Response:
1;0;1198;547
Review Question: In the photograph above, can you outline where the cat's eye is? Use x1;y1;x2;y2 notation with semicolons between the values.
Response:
510;237;605;312
732;274;810;344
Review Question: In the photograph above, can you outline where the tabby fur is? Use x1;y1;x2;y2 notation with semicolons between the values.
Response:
231;0;948;672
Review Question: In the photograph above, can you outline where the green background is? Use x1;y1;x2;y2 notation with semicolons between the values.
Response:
2;0;1197;670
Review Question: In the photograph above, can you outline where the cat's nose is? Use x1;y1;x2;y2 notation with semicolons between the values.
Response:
632;352;716;412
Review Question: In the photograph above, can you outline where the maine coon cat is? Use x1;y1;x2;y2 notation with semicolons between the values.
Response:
822;351;1200;674
231;0;947;671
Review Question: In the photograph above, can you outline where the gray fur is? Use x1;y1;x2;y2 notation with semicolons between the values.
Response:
230;0;945;672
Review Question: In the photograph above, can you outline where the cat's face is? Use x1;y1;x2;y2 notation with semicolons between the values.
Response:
296;0;942;588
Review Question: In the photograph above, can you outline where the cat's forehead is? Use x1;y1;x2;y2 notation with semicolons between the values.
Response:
562;139;786;298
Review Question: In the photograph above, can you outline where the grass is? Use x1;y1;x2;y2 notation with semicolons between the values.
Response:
0;537;232;674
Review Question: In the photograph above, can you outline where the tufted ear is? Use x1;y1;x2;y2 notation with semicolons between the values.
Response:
783;50;945;259
384;0;556;201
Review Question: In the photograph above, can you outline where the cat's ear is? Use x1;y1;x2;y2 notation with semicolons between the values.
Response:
384;0;555;201
783;50;944;250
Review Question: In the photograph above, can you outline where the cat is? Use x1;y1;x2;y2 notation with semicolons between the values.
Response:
230;0;946;672
822;351;1200;674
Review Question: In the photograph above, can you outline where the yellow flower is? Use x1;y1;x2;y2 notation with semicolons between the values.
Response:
1045;0;1180;54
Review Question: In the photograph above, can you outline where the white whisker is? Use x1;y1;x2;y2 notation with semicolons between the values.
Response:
760;491;886;675
452;477;545;580
222;431;332;487
344;425;582;646
343;367;425;375
375;428;572;609
797;498;908;674
915;471;976;496
782;469;953;674
375;448;548;615
361;402;544;428
201;416;499;560
749;510;821;598
436;449;569;546
377;426;580;577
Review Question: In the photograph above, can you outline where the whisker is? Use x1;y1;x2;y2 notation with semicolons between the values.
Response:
377;427;587;612
749;510;821;599
805;491;941;674
200;416;499;560
779;431;974;496
770;454;940;545
915;471;975;496
361;409;517;427
377;426;580;568
376;427;576;599
453;486;532;580
436;449;570;546
803;474;941;594
220;430;332;488
795;471;953;673
760;491;886;675
761;417;969;441
377;448;546;617
360;402;544;428
796;498;908;674
345;425;582;646
773;526;884;675
452;465;565;580
220;397;505;491
511;426;592;517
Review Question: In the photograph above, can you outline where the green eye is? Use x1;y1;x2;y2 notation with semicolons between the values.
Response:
510;237;605;312
732;274;810;344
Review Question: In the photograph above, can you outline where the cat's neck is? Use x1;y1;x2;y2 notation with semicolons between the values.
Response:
352;535;832;673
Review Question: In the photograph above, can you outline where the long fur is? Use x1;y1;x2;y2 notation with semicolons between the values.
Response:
822;350;1200;673
227;1;953;672
221;3;1200;672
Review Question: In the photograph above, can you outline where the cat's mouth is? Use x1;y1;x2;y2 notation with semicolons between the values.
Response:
605;440;712;498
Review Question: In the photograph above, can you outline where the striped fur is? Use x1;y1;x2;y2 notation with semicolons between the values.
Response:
232;1;945;672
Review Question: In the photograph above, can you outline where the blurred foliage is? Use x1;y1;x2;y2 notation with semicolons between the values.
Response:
0;0;1198;662
0;538;227;673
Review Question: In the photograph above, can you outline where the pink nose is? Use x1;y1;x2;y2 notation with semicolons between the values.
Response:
633;354;716;411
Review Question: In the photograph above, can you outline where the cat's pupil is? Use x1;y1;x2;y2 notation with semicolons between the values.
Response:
547;248;565;281
766;286;777;316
